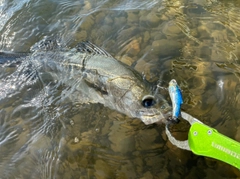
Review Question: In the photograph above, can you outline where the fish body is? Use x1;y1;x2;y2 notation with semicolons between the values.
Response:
168;79;183;122
0;40;171;125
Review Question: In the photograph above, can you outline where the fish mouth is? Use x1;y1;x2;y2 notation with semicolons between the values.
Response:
140;114;164;125
137;109;171;125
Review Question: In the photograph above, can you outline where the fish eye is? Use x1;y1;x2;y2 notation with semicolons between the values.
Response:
142;95;156;108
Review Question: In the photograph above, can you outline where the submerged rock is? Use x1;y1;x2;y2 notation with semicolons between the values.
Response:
151;39;181;57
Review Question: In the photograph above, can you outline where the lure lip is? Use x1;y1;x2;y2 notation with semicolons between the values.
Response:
169;79;177;86
167;116;180;124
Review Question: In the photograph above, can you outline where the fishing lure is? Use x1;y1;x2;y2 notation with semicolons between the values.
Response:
168;79;183;123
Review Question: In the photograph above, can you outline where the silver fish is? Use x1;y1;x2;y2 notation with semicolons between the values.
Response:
0;40;171;125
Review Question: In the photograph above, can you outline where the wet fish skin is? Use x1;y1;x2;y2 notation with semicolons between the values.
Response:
0;41;172;125
168;79;183;123
0;52;28;67
65;42;172;124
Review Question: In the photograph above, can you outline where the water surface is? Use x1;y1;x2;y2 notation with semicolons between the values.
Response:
0;0;240;178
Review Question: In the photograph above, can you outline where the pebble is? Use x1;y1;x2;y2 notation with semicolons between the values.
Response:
114;16;127;26
80;15;95;30
134;59;153;81
151;39;181;57
125;38;141;56
162;20;183;38
74;30;87;41
157;170;170;179
104;16;113;25
108;121;135;153
139;11;148;24
118;55;134;66
84;1;92;11
74;137;79;143
197;24;211;39
116;161;137;179
146;11;162;27
69;119;74;126
152;32;165;41
95;12;106;24
143;31;151;43
140;171;153;179
217;118;237;138
228;8;240;36
211;30;229;43
95;25;112;41
127;12;139;24
135;128;164;150
118;27;138;40
210;47;229;62
94;160;114;179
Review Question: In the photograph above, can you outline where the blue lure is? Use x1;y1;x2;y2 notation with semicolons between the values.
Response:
168;79;183;123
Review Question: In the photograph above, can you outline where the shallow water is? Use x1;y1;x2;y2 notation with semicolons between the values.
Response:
0;0;240;178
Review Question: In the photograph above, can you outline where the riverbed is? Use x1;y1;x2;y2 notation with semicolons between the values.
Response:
0;0;240;178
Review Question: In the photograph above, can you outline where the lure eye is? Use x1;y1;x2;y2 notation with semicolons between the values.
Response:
142;95;156;108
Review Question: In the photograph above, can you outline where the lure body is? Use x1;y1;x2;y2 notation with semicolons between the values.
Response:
168;79;183;122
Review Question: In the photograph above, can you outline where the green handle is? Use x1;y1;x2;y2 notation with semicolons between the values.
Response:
188;122;240;169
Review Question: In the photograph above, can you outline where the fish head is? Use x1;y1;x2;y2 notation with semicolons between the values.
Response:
169;79;177;86
106;76;172;125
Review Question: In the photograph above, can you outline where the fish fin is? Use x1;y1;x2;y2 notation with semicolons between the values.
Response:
70;81;105;104
30;37;60;52
84;79;108;96
76;41;112;57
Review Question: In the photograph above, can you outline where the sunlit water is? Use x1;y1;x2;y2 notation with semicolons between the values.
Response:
0;0;240;178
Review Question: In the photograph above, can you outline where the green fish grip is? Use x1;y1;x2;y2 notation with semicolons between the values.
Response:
188;122;240;169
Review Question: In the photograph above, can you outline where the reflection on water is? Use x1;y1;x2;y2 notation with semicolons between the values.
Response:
0;0;240;178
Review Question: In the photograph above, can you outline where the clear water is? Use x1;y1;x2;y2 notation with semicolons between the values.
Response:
0;0;240;178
